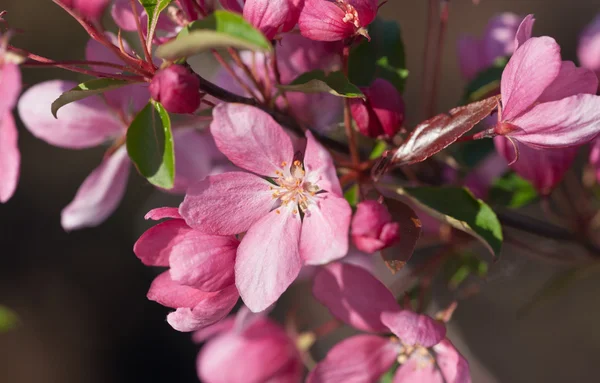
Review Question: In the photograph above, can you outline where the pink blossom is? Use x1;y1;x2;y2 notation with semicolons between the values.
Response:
220;0;302;40
194;308;303;383
298;0;378;42
0;39;22;203
180;103;352;312
135;208;240;332
351;200;401;254
150;64;202;114
463;153;507;199
349;78;405;139
591;138;600;183
63;0;110;21
457;13;523;80
111;0;178;37
578;15;600;83
310;263;470;383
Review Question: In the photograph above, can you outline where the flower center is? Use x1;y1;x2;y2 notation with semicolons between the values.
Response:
391;337;436;369
336;0;361;28
271;160;320;214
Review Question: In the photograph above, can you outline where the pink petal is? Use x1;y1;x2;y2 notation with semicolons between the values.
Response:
210;103;294;177
111;0;142;31
0;63;21;115
145;207;181;220
286;92;343;133
393;357;442;383
276;33;341;84
537;61;599;103
510;93;600;148
61;147;130;230
180;172;275;235
348;0;378;26
170;128;218;194
501;36;561;122
513;14;535;51
169;232;239;292
591;138;600;183
457;36;484;80
494;137;577;195
381;310;446;348
312;263;399;332
192;317;236;343
134;219;192;267
299;0;355;42
148;272;238;332
220;0;244;13
0;113;19;203
243;0;290;40
578;15;600;75
463;153;507;199
300;194;351;265
235;207;302;312
197;317;301;383
307;335;397;383
482;13;522;64
303;131;342;196
18;80;123;149
432;339;472;383
282;0;305;32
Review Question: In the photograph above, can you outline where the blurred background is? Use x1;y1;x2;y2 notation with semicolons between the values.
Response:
1;1;600;382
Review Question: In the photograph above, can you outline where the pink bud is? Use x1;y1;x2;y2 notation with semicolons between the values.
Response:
150;65;202;114
351;200;400;254
349;78;404;139
64;0;110;21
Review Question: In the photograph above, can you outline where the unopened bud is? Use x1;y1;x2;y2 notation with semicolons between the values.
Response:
351;200;401;254
150;64;202;114
350;78;404;139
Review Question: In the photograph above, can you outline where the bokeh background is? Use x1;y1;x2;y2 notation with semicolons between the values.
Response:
1;1;600;382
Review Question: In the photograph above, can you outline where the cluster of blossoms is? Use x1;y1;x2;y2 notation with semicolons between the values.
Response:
3;1;600;382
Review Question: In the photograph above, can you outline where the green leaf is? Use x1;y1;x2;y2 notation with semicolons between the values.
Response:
139;0;173;41
369;140;389;160
344;184;360;207
379;363;399;383
389;186;503;258
489;172;538;208
126;101;175;188
0;305;18;332
51;79;131;118
349;18;408;93
462;57;507;103
277;70;364;98
157;10;272;60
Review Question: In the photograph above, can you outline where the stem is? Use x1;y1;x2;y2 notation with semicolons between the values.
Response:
227;48;267;102
211;49;261;100
129;0;153;66
426;0;449;118
342;46;360;167
22;58;131;72
420;0;437;119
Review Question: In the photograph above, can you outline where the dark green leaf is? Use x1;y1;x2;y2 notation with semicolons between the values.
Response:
462;57;507;104
452;139;495;168
381;199;422;273
349;18;408;92
157;11;272;60
126;101;175;188
388;186;503;258
489;172;538;208
51;79;131;118
277;70;364;98
0;305;18;332
139;0;173;41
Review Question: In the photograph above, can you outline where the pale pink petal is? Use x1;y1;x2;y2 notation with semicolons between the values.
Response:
482;13;522;64
578;15;600;75
145;207;181;220
61;147;130;230
0;113;19;203
243;0;290;40
299;0;355;42
501;37;561;122
510;93;600;148
300;194;351;265
0;63;21;114
148;272;239;332
538;61;598;103
192;317;236;343
197;317;301;383
303;131;342;195
210;103;294;177
235;207;302;312
457;36;484;80
170;128;217;193
312;263;399;332
307;335;397;383
169;232;238;291
180;172;275;235
393;357;443;383
513;14;535;51
381;310;446;348
111;0;142;31
286;92;342;133
220;0;244;13
276;33;341;84
432;339;472;383
85;33;133;73
134;219;192;266
18;80;123;149
590;138;600;182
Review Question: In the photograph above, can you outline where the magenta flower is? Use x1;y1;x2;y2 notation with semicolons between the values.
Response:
194;308;303;383
457;13;524;80
180;103;352;312
299;0;378;41
135;207;240;332
150;64;202;114
0;36;22;203
111;0;178;39
220;0;302;40
351;200;401;254
63;0;110;21
349;78;405;139
310;263;470;383
578;15;600;83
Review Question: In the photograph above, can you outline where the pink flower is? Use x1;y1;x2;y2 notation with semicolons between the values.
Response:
135;207;240;332
298;0;378;42
309;263;470;383
591;138;600;183
578;15;600;83
351;200;401;254
63;0;110;21
220;0;303;40
491;31;600;148
194;308;303;383
349;78;405;139
0;36;22;203
111;0;178;38
180;103;352;312
150;64;202;114
457;13;523;80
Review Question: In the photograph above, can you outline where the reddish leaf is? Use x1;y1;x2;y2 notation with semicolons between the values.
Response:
380;199;422;273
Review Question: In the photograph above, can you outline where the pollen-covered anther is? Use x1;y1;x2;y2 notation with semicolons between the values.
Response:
336;0;361;28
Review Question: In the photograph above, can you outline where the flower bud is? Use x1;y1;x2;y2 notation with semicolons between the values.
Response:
349;78;404;139
150;65;202;114
351;200;400;254
63;0;110;21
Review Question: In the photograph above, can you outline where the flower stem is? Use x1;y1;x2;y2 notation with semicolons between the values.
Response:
342;45;360;167
129;0;154;66
426;0;449;118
